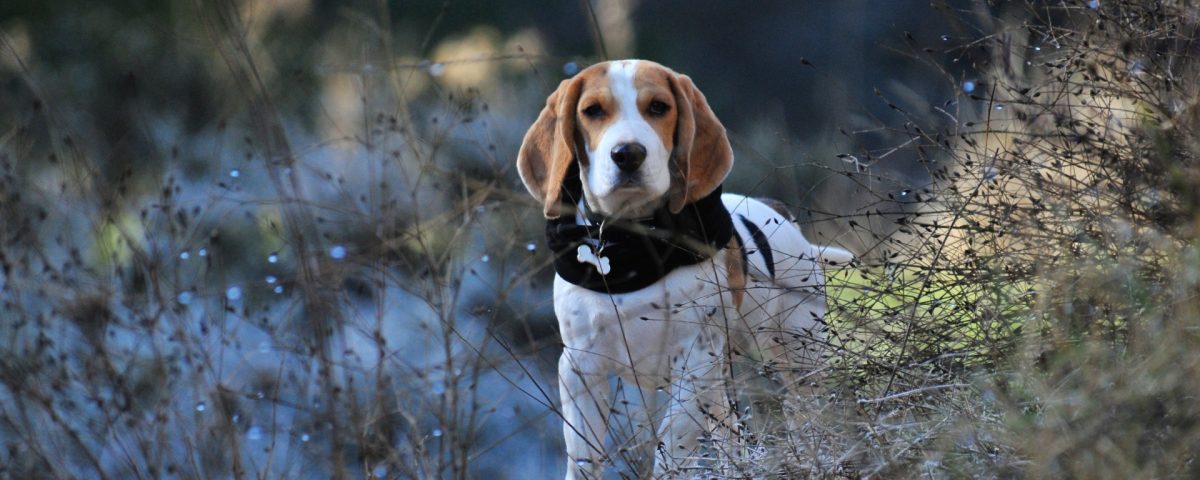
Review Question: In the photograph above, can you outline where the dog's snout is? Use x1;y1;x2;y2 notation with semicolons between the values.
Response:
611;143;647;172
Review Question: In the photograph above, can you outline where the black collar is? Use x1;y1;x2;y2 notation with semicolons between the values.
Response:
545;165;734;294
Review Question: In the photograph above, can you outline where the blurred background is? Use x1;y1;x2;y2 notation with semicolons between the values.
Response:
0;0;991;478
9;0;1198;478
0;0;984;202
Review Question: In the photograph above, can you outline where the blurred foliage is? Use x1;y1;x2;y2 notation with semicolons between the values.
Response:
2;0;1200;478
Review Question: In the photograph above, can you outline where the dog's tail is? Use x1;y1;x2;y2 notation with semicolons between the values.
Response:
810;244;854;268
754;196;855;269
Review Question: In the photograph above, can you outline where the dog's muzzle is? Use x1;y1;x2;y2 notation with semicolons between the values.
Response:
611;142;647;172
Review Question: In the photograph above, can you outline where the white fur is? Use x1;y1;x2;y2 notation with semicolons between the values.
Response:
533;61;854;479
556;241;734;479
722;195;853;370
581;60;673;218
557;193;852;479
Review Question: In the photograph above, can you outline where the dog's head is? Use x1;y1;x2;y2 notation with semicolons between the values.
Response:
517;60;733;219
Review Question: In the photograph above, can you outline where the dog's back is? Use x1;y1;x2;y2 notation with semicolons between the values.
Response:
722;194;852;367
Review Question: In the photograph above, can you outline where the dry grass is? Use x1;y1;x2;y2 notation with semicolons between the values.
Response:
2;0;1199;478
750;1;1200;477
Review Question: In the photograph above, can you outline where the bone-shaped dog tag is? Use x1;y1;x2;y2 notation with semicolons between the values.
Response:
575;244;612;275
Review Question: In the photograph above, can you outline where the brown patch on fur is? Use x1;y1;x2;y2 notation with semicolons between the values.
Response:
667;72;733;213
724;236;746;310
633;63;680;154
575;75;617;153
755;197;798;223
518;60;733;217
516;66;608;218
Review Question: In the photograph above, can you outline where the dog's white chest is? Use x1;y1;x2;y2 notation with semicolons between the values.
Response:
553;259;731;380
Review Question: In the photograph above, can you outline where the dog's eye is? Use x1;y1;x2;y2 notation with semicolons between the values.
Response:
648;100;670;117
582;104;605;119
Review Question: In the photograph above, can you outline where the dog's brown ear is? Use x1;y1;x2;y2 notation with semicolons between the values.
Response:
668;73;733;213
517;77;584;218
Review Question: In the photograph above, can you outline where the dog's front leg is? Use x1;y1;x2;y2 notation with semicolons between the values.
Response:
560;351;612;480
654;350;731;477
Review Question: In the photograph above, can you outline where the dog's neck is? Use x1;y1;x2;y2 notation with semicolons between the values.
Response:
579;185;665;221
576;196;656;227
546;169;734;293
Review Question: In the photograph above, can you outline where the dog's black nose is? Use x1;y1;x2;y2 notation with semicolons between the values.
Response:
611;143;647;172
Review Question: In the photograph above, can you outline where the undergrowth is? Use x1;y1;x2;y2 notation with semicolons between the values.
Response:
1;0;1198;478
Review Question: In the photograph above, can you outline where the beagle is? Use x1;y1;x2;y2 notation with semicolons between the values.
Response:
517;59;852;478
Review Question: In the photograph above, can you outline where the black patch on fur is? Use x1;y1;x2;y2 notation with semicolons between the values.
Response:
737;214;775;280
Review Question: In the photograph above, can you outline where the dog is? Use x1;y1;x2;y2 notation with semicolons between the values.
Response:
517;59;853;478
